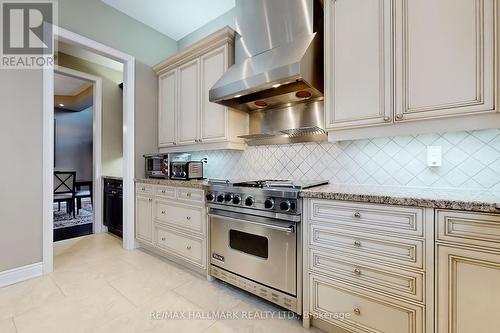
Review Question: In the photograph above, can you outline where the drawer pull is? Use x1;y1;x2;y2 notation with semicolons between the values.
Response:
186;216;191;220
148;198;152;202
354;240;362;247
161;237;166;241
141;187;145;191
161;190;166;194
161;210;166;214
186;193;192;197
186;245;192;250
353;211;361;218
353;268;362;275
353;308;361;315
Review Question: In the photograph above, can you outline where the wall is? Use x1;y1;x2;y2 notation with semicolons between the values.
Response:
57;52;124;177
55;107;93;180
177;8;236;50
0;0;177;272
190;129;500;192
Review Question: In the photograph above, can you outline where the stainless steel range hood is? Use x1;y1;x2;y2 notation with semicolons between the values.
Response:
209;0;325;145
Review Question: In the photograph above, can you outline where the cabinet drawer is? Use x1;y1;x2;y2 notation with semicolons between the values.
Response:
309;249;424;302
437;210;500;250
309;199;424;237
136;183;154;195
155;201;203;234
310;274;423;333
177;188;204;203
310;223;424;269
155;225;204;267
156;185;176;199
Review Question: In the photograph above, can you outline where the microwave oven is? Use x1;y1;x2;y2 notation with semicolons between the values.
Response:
144;154;169;178
170;161;203;180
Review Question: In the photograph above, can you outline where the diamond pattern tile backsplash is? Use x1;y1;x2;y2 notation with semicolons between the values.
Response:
188;129;500;191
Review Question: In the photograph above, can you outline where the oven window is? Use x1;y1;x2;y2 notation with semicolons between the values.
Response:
229;230;268;259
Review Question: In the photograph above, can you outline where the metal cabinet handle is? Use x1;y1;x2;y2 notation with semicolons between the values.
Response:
186;216;191;220
354;240;362;247
353;211;361;218
141;187;146;191
161;237;166;241
186;193;191;197
353;268;362;275
148;198;152;202
161;190;166;194
353;308;361;315
186;245;192;250
161;210;166;214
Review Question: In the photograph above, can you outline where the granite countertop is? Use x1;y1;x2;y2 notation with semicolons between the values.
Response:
301;184;500;213
135;178;207;189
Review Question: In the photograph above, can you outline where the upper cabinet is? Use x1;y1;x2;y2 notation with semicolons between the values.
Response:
395;0;497;121
325;0;393;129
325;0;499;139
154;28;248;153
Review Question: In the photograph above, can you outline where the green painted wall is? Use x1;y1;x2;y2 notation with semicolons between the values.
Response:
177;8;236;50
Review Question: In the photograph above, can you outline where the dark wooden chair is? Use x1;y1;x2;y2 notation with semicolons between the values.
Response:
54;171;76;218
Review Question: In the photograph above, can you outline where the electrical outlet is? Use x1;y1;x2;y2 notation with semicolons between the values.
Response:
427;146;442;167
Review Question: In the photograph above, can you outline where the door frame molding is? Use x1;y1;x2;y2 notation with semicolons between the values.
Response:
54;65;104;236
43;26;136;273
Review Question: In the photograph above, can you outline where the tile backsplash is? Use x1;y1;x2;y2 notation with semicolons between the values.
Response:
189;129;500;191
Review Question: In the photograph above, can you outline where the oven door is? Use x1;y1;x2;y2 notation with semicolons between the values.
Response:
209;211;297;296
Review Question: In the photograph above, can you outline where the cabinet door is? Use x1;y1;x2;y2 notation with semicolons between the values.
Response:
135;195;153;243
200;45;228;143
158;70;177;147
325;0;393;129
395;0;496;121
177;58;200;145
436;244;500;333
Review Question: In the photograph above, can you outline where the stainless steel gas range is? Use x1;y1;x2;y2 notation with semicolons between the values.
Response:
205;179;328;314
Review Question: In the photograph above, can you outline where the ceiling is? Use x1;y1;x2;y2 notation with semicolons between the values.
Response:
54;73;91;96
101;0;235;41
54;74;93;112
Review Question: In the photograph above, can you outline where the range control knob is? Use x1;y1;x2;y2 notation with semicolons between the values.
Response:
217;194;225;203
232;195;241;205
205;192;215;202
181;171;187;178
225;193;233;202
264;198;275;209
245;196;255;206
280;200;291;211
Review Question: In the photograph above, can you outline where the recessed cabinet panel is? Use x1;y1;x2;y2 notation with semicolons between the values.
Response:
395;0;496;120
178;59;200;145
135;195;153;244
158;70;177;147
436;244;500;333
201;46;228;142
325;0;393;129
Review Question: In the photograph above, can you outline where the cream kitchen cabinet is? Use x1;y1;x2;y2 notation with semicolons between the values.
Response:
135;194;153;244
325;0;499;140
436;210;500;333
154;27;248;152
135;181;207;275
303;199;434;333
325;0;393;129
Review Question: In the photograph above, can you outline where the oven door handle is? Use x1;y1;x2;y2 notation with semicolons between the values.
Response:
208;214;295;234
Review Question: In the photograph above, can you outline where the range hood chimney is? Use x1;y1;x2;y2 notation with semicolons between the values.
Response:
209;0;325;145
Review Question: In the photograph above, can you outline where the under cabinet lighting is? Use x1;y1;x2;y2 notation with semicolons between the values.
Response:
58;104;64;107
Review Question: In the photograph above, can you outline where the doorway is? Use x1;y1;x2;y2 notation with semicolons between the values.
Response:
42;27;136;273
52;67;102;241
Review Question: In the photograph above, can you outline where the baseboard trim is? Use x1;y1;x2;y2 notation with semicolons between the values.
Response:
0;262;43;288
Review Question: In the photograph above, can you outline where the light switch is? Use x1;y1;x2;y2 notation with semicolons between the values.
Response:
427;146;442;167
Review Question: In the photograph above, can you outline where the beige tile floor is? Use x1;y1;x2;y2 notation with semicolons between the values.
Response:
0;233;323;333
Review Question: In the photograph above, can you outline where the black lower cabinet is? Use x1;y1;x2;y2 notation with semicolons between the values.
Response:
103;178;123;237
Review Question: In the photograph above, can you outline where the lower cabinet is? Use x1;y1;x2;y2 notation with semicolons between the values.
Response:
135;183;206;274
304;199;433;333
135;195;153;244
436;210;500;333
